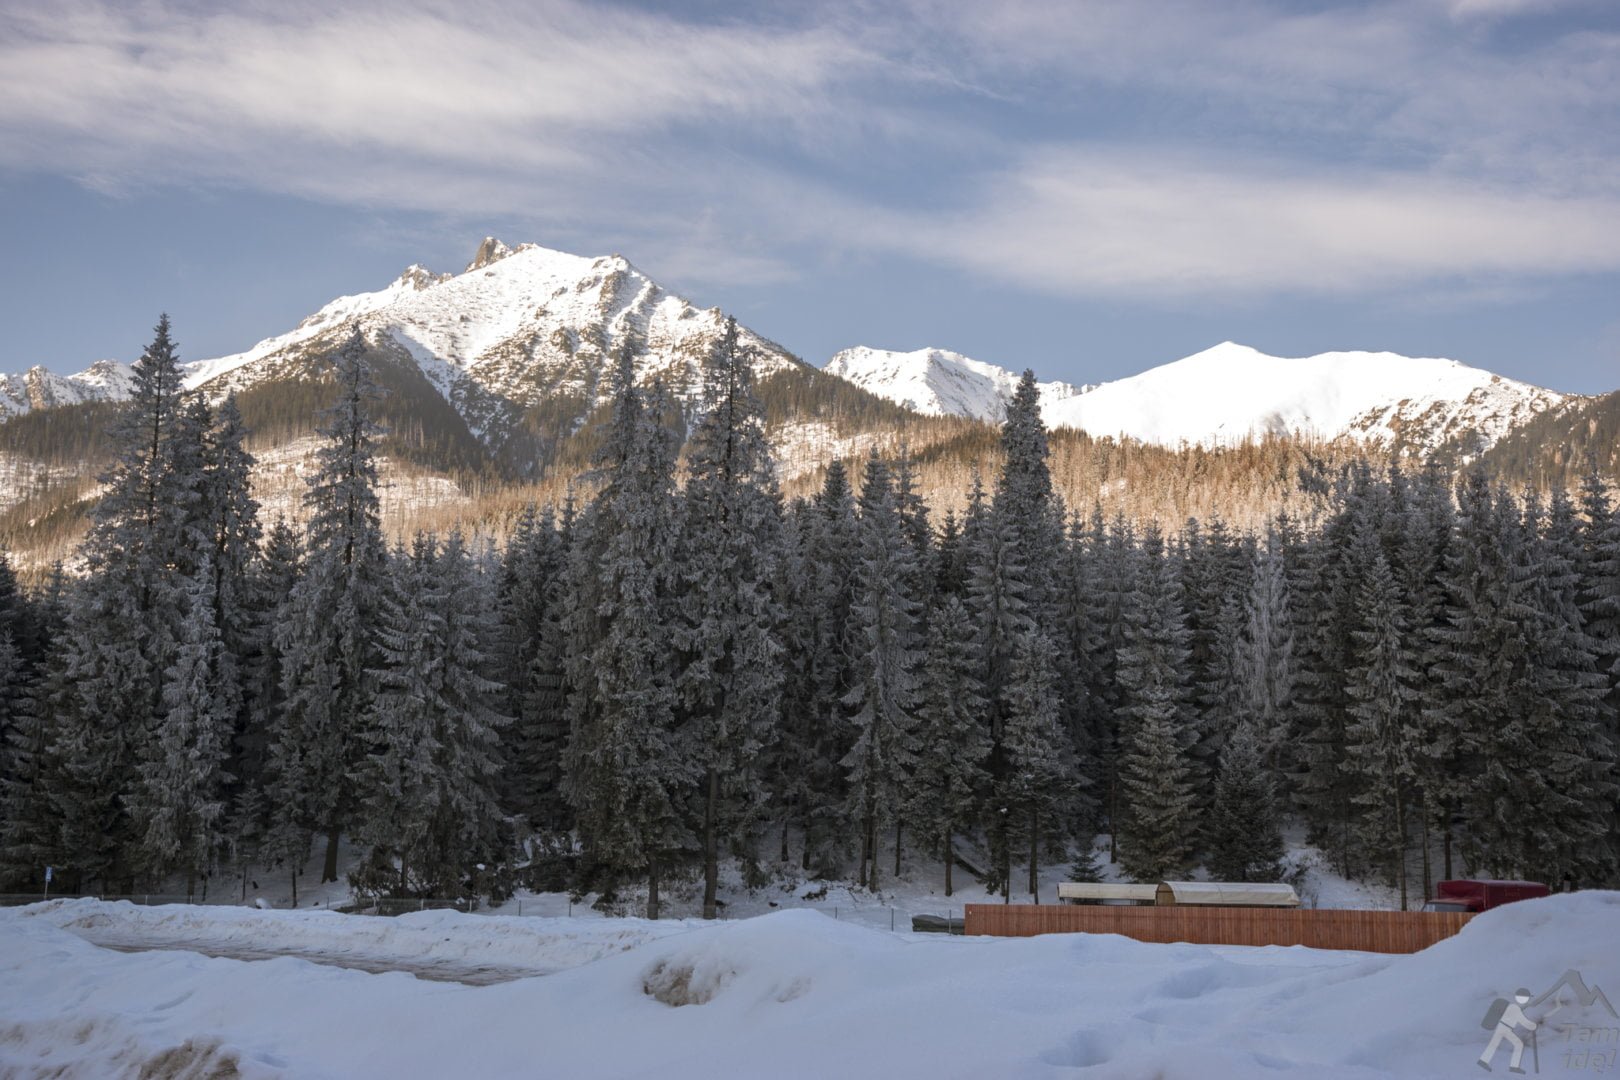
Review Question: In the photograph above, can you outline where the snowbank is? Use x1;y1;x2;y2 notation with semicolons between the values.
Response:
2;893;1615;1078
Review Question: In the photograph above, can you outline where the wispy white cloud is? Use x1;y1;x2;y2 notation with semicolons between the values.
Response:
844;150;1620;295
1;0;1616;299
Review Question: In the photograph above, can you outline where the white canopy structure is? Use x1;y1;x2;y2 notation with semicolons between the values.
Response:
1056;881;1302;907
1156;882;1301;907
1056;883;1159;904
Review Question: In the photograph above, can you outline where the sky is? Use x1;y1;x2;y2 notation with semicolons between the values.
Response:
2;0;1618;394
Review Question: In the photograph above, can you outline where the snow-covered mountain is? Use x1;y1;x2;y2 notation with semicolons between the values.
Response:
1044;342;1567;452
825;346;1090;422
171;238;802;446
830;339;1569;453
0;359;135;418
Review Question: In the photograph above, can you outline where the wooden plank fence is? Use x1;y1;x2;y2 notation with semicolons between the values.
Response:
962;904;1473;954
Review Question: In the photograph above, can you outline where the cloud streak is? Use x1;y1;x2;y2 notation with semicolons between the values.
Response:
1;0;1617;299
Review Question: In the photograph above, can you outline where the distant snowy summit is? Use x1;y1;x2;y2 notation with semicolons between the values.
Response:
3;237;803;447
4;238;1572;459
0;358;135;419
830;340;1568;452
826;346;1091;423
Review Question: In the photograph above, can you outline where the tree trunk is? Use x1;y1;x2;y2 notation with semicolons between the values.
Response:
703;767;719;920
290;868;298;908
1420;795;1432;901
1395;793;1408;911
322;825;341;883
894;819;902;879
779;816;790;864
866;805;880;893
186;868;196;902
1442;817;1453;880
857;808;870;891
1108;778;1118;863
1028;808;1039;902
647;858;660;920
999;811;1011;904
944;828;954;897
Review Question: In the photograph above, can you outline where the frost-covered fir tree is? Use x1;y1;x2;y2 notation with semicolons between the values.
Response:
1577;467;1620;719
1294;468;1383;876
907;596;988;896
355;531;508;897
1205;718;1284;883
497;504;574;834
1235;533;1295;759
795;460;861;875
964;486;1036;895
677;318;784;917
131;562;234;895
1000;627;1072;901
270;326;388;885
1511;489;1615;885
0;632;49;888
1115;527;1197;881
563;353;692;917
841;451;924;892
47;316;196;890
1342;551;1418;906
236;517;300;832
1182;520;1253;786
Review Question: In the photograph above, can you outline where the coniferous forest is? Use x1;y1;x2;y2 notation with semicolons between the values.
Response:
1;316;1617;917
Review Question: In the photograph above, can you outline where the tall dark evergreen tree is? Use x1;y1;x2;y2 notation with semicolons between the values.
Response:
1342;551;1418;906
907;596;988;896
677;317;784;917
269;326;388;885
563;354;691;918
1205;717;1285;883
1115;528;1197;881
355;531;508;897
47;315;194;891
841;451;923;892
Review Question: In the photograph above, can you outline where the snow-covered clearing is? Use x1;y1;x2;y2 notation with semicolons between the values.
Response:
2;892;1616;1079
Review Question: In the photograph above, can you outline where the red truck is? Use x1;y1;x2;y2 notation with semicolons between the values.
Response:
1421;879;1549;913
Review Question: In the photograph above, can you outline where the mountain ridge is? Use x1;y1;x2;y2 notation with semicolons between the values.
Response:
828;338;1575;455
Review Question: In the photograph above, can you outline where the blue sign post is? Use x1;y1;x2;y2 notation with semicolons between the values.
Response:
43;865;52;902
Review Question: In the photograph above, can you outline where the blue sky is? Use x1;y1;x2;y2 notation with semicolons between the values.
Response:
2;0;1618;393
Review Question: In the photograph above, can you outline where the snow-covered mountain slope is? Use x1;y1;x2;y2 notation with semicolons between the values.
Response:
0;359;134;419
172;238;803;444
825;346;1089;422
1044;342;1568;451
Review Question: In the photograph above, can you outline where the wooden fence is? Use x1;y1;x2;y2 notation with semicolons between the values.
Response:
962;904;1473;954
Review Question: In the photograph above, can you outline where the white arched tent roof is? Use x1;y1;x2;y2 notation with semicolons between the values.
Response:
1159;881;1300;907
1056;882;1159;903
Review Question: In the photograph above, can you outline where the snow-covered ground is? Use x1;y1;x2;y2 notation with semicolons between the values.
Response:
2;891;1615;1078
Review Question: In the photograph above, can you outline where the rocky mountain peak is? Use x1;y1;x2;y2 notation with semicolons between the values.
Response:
465;237;516;273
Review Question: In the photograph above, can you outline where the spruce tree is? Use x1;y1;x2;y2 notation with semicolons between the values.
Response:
1001;627;1071;901
1342;551;1418;906
1115;527;1197;881
677;318;784;917
907;596;988;896
841;451;923;892
563;355;692;917
356;531;508;897
1205;717;1285;882
48;316;195;890
132;562;234;896
796;460;861;876
270;326;388;884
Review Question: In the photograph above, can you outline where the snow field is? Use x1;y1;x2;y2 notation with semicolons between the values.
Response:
2;891;1615;1078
